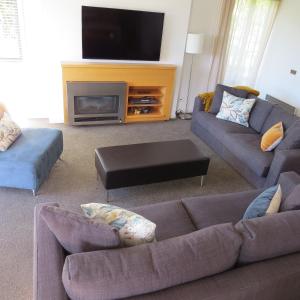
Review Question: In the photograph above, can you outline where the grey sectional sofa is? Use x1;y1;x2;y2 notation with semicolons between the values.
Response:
191;87;300;188
34;171;300;300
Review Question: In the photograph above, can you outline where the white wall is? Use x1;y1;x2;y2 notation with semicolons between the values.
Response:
0;0;193;122
256;0;300;114
178;0;222;113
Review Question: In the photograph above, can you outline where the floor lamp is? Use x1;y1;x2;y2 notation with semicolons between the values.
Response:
178;33;204;120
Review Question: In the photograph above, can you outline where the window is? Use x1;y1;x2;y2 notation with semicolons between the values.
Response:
0;0;22;59
223;0;280;86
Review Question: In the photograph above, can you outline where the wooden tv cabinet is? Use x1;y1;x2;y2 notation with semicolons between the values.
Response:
61;63;176;124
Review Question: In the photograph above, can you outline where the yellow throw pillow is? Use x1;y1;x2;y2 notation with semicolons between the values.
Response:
261;122;284;152
266;185;282;215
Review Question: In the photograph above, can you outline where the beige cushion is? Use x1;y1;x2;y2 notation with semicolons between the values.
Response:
0;103;6;119
0;113;21;151
266;185;282;215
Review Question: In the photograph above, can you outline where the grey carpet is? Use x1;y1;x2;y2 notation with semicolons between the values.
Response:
0;119;252;300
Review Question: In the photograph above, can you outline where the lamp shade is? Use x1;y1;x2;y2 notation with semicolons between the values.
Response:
185;33;204;54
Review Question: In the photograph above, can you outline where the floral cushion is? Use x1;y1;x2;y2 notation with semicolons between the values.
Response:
81;203;156;246
0;112;21;151
216;91;256;127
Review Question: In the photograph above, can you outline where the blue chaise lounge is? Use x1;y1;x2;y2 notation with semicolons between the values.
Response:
0;128;63;195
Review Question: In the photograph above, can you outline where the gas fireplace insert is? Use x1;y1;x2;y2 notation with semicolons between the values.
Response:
67;82;126;125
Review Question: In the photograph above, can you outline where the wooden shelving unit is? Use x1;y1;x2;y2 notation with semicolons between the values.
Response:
62;63;176;124
126;86;166;122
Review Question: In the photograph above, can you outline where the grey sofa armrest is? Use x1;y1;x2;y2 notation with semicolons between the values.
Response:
265;149;300;187
33;203;69;300
193;96;205;114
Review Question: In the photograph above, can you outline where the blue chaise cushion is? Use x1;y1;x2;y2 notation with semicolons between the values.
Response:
0;128;63;191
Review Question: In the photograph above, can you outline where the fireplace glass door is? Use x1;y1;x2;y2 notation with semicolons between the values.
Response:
74;96;119;115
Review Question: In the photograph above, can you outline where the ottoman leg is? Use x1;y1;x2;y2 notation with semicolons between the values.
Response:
200;176;205;187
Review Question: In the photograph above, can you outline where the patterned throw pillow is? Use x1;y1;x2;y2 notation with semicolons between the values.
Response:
81;203;156;246
243;185;280;220
216;91;256;127
0;112;21;151
261;122;284;152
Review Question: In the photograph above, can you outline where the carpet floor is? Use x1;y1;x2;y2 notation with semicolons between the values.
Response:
0;119;252;300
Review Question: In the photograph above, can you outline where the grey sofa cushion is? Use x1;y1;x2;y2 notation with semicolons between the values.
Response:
182;189;263;230
130;253;300;300
62;223;242;300
261;106;297;134
132;200;196;241
210;84;249;114
236;210;300;265
277;120;300;150
280;185;300;211
40;205;120;253
249;98;273;132
222;133;273;177
194;111;256;144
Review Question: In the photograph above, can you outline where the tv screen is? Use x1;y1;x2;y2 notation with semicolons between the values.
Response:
82;6;165;61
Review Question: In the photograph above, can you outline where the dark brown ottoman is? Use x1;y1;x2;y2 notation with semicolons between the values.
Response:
95;139;210;189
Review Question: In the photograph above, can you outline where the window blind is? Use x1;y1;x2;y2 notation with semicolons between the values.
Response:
0;0;22;59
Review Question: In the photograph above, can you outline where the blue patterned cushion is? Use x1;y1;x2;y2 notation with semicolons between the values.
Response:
243;185;278;220
216;91;256;127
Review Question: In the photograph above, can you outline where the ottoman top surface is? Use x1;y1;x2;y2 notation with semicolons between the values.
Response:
96;139;209;171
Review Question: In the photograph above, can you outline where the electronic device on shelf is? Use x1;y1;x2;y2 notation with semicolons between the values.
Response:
128;107;154;115
129;97;160;105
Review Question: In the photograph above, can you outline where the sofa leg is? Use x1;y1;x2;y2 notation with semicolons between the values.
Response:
200;176;205;187
58;156;63;161
32;189;37;196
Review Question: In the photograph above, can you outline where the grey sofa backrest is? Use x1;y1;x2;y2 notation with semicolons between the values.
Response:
266;94;296;115
261;105;298;134
248;98;273;132
249;97;299;134
278;171;300;200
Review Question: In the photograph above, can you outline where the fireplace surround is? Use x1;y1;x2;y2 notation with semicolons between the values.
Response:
62;63;176;124
67;82;126;125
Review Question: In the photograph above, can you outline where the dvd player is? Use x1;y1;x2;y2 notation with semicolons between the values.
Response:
129;97;159;105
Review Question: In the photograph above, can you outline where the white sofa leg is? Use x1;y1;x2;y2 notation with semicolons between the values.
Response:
32;189;37;196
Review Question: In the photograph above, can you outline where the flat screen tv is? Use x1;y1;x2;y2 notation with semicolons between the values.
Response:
82;6;165;61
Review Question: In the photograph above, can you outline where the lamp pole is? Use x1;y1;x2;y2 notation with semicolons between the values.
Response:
177;33;204;120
